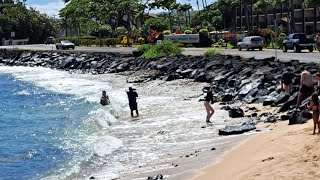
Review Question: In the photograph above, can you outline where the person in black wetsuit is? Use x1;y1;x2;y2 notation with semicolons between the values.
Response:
126;87;139;117
100;91;110;106
204;86;216;124
281;69;295;94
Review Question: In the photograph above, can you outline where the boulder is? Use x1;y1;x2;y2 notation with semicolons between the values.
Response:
147;174;164;180
228;107;244;118
219;124;256;136
274;92;290;105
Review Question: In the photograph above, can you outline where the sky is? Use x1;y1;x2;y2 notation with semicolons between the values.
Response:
26;0;215;17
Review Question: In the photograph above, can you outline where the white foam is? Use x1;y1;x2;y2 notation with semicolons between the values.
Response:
0;66;254;179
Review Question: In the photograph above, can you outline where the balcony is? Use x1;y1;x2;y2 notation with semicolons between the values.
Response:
293;4;302;10
294;17;303;23
305;16;320;22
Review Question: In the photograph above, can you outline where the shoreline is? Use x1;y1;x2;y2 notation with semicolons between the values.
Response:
193;120;320;180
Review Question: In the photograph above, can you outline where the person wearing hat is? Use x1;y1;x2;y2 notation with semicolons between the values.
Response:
126;87;139;117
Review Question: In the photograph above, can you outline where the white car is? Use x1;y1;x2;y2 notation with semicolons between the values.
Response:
237;36;263;51
56;40;75;50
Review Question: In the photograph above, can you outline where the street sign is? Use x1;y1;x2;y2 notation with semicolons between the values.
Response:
11;31;15;37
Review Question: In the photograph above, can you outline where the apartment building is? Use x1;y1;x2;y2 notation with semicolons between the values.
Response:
236;0;320;34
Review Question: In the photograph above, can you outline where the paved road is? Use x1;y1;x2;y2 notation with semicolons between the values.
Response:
1;44;320;63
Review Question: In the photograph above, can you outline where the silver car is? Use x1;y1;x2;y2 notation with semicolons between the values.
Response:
56;40;75;50
237;36;263;51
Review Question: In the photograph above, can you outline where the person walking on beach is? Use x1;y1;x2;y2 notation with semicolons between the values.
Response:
126;87;139;117
297;68;314;108
307;93;320;134
204;85;216;124
100;91;110;106
281;69;294;94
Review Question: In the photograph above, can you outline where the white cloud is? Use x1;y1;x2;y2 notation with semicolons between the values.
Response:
27;0;65;17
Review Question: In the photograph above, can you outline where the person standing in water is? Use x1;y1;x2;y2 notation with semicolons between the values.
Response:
100;91;110;106
204;85;216;124
127;87;139;117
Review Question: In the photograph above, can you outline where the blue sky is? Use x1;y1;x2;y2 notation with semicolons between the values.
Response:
26;0;215;17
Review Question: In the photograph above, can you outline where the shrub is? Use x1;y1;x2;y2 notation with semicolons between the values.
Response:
199;29;209;37
184;30;192;34
275;36;286;48
121;36;134;45
174;42;184;47
141;40;183;59
163;30;171;35
205;48;220;56
137;44;152;53
137;37;145;44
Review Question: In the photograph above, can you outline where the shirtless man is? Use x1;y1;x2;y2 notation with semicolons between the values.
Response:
100;91;110;106
297;69;314;107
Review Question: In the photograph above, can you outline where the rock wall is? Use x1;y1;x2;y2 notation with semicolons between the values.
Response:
0;49;317;125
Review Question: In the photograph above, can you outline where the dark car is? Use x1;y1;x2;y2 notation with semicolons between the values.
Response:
56;40;75;50
44;37;55;44
282;33;314;53
237;36;264;51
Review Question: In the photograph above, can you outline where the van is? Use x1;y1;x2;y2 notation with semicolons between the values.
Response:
237;36;263;51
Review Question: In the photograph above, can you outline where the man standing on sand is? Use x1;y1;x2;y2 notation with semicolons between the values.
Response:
297;68;314;108
127;87;139;117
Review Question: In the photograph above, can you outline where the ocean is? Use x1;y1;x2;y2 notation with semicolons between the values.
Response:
0;66;256;180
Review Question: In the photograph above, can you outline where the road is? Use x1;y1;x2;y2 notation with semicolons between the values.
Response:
1;44;320;63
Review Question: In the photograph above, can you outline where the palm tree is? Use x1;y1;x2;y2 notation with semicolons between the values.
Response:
180;4;190;28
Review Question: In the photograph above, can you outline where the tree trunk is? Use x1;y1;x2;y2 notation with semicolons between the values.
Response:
290;3;295;33
188;10;191;28
177;10;181;30
168;10;172;32
185;11;188;28
127;9;131;46
302;5;305;33
314;4;317;34
240;0;242;32
280;3;283;18
235;6;237;32
250;0;253;31
256;10;259;29
245;5;249;31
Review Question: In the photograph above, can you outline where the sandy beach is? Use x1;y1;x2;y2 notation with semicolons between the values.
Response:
193;119;320;180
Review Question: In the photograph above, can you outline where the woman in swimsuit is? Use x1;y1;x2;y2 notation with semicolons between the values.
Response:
204;86;216;124
307;93;320;134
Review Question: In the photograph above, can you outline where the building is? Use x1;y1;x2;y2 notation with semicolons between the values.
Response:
236;0;320;34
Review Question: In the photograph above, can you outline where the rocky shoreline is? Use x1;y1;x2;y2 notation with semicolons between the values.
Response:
0;49;315;133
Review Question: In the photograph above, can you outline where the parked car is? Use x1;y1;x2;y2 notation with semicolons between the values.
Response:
282;33;314;53
44;37;55;44
237;36;263;51
56;40;75;50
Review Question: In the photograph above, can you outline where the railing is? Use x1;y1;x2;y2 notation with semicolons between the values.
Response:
1;38;29;46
